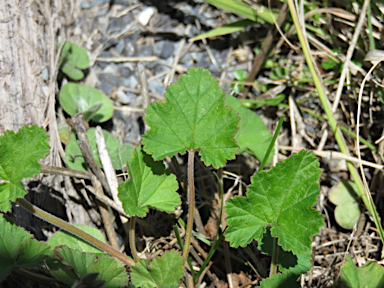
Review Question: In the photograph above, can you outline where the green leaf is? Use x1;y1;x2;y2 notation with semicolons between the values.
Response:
59;41;89;80
131;250;184;288
48;225;106;255
328;180;361;230
191;19;256;41
0;215;51;281
142;67;239;168
59;83;113;123
225;150;323;255
225;94;274;163
65;128;134;171
118;146;180;217
0;125;49;212
259;270;300;288
340;255;384;288
258;229;311;275
52;246;128;287
204;0;277;24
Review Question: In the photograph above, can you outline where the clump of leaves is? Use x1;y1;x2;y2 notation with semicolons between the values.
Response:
59;83;113;123
65;128;133;171
328;180;361;229
59;41;89;80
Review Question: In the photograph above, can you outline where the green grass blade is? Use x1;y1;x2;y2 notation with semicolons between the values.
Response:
287;0;384;244
191;19;255;41
258;115;285;171
204;0;277;24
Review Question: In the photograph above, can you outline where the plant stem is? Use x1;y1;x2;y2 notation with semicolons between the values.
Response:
287;0;384;243
183;150;195;264
129;216;139;262
16;198;135;267
13;268;54;284
269;236;278;277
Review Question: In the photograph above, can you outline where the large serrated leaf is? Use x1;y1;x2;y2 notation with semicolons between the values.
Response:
142;67;239;168
118;146;180;217
225;150;323;255
52;246;128;287
0;215;52;281
131;250;184;288
0;125;49;212
225;94;273;163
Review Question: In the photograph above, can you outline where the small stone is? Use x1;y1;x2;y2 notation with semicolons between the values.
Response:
85;69;100;87
109;14;133;33
148;81;166;95
124;75;139;88
102;64;119;74
114;90;134;104
138;7;156;26
98;73;121;94
41;67;49;81
115;39;125;54
97;16;109;34
154;40;175;59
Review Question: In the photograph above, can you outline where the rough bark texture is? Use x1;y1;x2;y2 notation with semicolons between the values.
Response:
0;0;75;236
0;1;49;133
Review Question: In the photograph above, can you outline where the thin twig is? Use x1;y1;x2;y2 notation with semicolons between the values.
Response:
16;198;135;266
72;113;111;196
40;164;91;179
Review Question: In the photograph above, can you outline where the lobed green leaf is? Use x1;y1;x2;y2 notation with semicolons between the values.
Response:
225;150;323;255
340;255;384;288
51;246;128;287
131;250;184;288
225;94;273;163
0;125;49;212
118;146;180;217
142;67;239;168
0;215;52;281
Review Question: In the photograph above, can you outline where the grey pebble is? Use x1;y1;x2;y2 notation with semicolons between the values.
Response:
123;75;139;88
98;73;121;94
154;40;175;59
148;81;166;95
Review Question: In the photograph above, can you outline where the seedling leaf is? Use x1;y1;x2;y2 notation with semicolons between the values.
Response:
131;250;184;288
52;246;128;287
0;125;49;212
340;255;384;288
259;270;300;288
59;83;113;122
59;41;89;80
65;128;134;171
142;67;239;168
0;215;51;281
329;180;361;229
48;225;105;255
118;146;180;217
225;94;273;163
225;150;323;255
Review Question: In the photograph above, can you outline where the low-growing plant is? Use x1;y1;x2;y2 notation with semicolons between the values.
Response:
1;67;375;287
